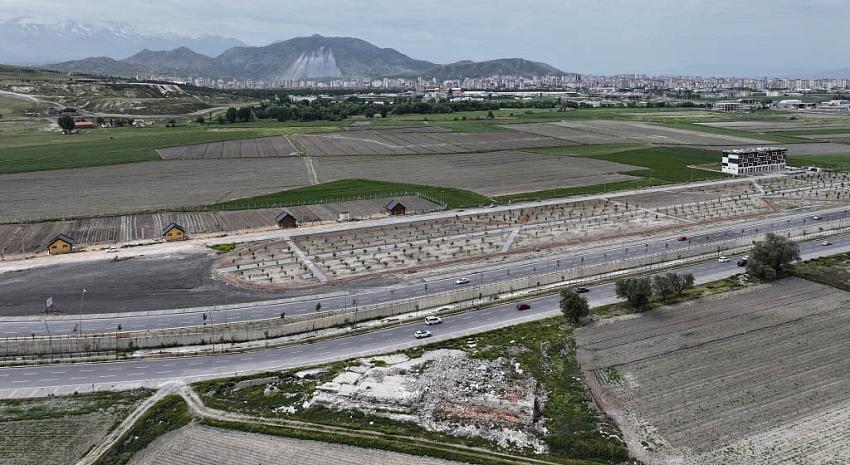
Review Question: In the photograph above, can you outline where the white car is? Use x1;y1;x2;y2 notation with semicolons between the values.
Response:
106;247;120;253
813;215;822;220
718;256;729;263
454;278;470;285
425;316;442;325
414;330;432;339
822;240;832;246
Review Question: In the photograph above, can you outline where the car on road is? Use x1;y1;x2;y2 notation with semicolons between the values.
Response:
414;330;432;339
516;303;531;311
737;257;748;267
575;287;590;293
718;256;730;263
676;236;688;241
106;247;120;253
454;277;470;285
424;316;442;325
822;240;832;246
813;215;822;220
437;306;453;312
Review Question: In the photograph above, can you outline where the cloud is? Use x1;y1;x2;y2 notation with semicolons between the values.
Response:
0;0;847;73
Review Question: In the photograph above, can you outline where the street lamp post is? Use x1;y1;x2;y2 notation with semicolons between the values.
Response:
78;289;87;334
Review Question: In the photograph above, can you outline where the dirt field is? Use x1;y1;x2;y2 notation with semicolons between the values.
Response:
292;130;566;156
311;151;641;196
0;390;149;465
0;159;310;222
503;120;769;145
127;423;469;465
696;121;850;132
157;135;298;160
0;195;441;255
576;278;850;464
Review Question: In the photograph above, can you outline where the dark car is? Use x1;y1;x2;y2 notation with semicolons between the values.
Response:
676;236;688;241
515;303;531;311
575;287;590;293
737;258;748;267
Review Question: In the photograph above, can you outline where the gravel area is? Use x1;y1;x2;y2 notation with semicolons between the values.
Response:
576;278;850;464
127;423;470;465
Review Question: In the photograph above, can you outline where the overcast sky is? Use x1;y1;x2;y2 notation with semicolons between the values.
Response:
1;0;847;74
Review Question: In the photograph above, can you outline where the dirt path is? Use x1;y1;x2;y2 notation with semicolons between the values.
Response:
75;388;172;465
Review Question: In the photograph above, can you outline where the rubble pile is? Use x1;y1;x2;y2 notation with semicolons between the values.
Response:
305;349;546;452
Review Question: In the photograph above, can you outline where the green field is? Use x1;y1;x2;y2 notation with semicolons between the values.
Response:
211;179;491;210
788;154;850;170
498;145;729;202
0;125;337;174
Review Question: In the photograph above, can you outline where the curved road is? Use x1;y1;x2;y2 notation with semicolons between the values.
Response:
0;235;848;399
1;205;847;337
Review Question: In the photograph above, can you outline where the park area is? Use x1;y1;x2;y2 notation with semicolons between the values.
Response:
576;278;850;464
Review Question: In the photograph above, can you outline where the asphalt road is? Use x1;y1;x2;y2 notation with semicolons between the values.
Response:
1;234;848;398
2;205;848;337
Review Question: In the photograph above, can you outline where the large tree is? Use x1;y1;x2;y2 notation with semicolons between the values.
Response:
224;107;238;123
746;233;800;281
57;115;75;133
615;277;653;311
560;288;590;325
652;272;695;302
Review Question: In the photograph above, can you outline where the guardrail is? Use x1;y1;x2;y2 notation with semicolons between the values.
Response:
1;218;847;363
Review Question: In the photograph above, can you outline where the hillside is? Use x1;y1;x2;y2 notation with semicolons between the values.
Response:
44;35;565;80
426;58;563;78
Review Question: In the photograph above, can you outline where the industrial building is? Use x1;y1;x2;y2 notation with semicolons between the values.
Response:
722;147;787;175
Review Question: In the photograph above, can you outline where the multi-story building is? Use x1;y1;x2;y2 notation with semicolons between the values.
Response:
722;147;787;175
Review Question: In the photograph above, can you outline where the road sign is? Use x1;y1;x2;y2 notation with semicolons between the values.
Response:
46;297;53;311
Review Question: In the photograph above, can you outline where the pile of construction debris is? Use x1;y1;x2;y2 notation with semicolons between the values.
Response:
305;349;547;452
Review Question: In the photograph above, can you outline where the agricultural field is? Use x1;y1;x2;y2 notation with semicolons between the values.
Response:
0;389;151;465
157;135;299;160
128;423;470;465
0;124;338;174
576;278;850;464
696;120;850;132
0;158;310;222
311;150;641;197
291;129;566;156
193;317;630;463
502;120;770;146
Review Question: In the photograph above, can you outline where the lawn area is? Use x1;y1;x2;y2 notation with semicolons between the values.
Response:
0;125;339;174
192;317;629;464
210;179;492;210
499;145;729;202
788;155;850;170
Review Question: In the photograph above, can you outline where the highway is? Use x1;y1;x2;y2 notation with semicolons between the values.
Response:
1;205;848;337
1;234;848;399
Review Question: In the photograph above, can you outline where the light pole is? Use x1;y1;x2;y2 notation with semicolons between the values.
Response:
78;289;87;334
224;283;229;326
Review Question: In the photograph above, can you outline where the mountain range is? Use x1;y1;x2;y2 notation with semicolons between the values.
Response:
43;34;566;80
0;18;246;64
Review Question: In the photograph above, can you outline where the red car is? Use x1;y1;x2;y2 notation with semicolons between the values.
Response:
676;236;688;241
516;303;531;311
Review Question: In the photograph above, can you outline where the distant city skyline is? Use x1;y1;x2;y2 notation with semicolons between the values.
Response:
1;0;849;76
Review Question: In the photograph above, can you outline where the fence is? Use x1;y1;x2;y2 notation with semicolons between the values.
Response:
3;216;847;362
